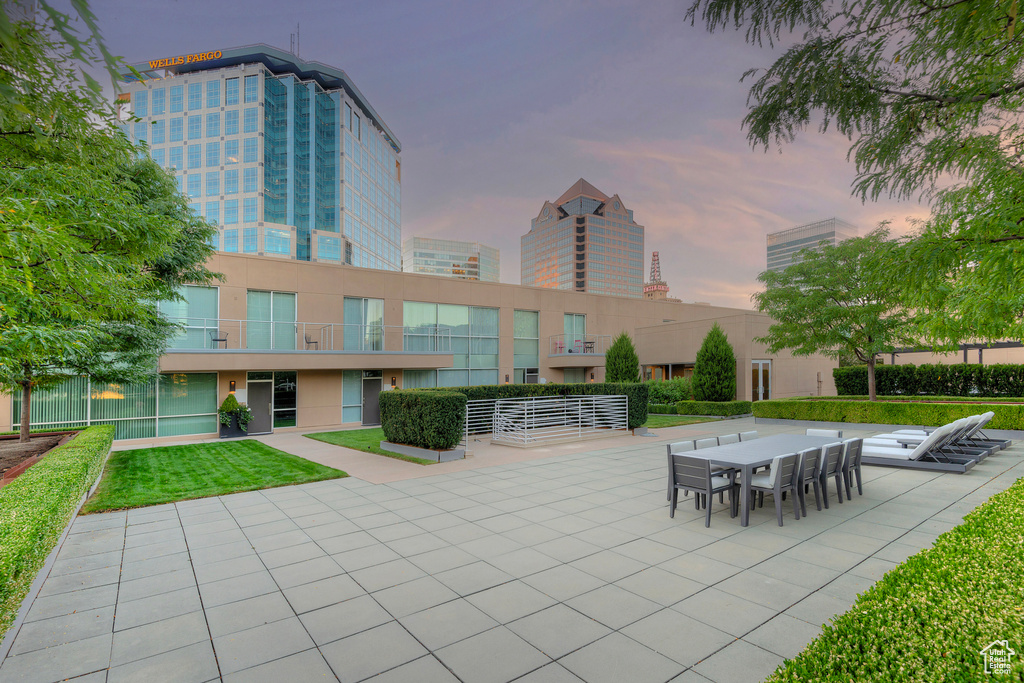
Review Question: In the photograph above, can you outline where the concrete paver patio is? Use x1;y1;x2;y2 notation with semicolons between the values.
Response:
3;418;1022;683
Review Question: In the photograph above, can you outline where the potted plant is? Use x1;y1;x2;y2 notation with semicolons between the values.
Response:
218;394;253;438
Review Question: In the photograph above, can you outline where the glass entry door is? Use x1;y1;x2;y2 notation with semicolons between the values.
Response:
751;360;771;401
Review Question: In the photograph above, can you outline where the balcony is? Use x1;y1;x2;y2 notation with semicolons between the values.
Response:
547;334;611;368
159;318;454;372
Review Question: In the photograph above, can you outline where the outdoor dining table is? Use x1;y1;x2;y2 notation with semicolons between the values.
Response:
687;434;841;526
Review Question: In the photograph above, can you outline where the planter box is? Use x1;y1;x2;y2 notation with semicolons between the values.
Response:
381;441;464;463
219;415;248;439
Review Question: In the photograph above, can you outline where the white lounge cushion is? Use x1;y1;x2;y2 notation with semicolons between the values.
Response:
709;475;734;488
861;444;918;460
746;472;772;488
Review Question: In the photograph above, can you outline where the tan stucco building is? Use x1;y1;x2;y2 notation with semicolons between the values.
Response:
0;253;837;442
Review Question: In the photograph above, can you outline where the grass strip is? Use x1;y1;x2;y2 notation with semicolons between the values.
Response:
1;425;113;637
82;440;346;513
766;476;1024;681
642;414;718;429
305;428;435;465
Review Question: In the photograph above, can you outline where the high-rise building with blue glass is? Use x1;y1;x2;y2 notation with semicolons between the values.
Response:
118;44;402;270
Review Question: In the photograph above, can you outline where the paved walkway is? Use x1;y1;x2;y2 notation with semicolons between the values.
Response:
3;419;1023;683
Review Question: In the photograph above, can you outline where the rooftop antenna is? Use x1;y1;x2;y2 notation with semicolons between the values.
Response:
289;23;300;56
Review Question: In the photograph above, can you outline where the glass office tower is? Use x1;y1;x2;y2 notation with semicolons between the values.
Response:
119;45;402;270
766;218;858;272
402;237;500;282
521;179;644;298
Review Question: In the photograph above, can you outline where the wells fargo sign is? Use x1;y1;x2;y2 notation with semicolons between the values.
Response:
148;51;223;69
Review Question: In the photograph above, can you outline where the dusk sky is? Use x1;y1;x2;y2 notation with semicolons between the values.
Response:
89;0;929;308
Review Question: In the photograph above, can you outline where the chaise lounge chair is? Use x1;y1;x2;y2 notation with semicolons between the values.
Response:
866;416;995;460
860;423;976;473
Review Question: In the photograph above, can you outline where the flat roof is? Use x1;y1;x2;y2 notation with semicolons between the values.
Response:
120;44;401;153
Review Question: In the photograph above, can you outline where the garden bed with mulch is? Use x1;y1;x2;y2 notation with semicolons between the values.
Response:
0;433;76;484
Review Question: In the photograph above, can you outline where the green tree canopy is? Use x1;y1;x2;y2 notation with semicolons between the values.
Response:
0;17;217;441
692;323;737;402
688;0;1024;345
753;230;909;400
605;332;640;383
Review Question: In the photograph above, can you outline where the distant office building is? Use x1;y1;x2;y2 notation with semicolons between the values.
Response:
402;237;500;282
522;179;644;298
766;218;858;272
117;44;402;270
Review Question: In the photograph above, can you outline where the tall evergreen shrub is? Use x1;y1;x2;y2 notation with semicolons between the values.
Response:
606;332;640;383
692;323;737;401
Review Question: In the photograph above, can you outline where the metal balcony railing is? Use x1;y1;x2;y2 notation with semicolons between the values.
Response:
548;334;612;356
163;318;452;353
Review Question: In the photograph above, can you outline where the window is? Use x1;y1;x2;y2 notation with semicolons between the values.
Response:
169;146;182;169
317;235;342;262
206;142;219;167
224;110;239;135
273;372;296;427
151;148;165;167
170;85;183;112
188;115;201;140
345;103;352;130
205;172;219;196
151;119;165;144
246;290;296;349
243;107;258;133
243;167;257;193
152;88;165;115
188;83;202;110
243;197;257;222
343;297;383;350
157;285;218;349
513;310;540;382
225;77;239;105
187;174;200;197
224;169;238;194
243;138;257;163
563;313;586;350
223;229;238;252
223;199;238;224
205;201;219;224
353;114;360;140
224;139;239;164
170;117;183;142
134;90;148;117
402;303;498;385
133;121;147;143
342;370;361;422
264;228;291;255
244;74;259;103
187;145;201;169
243;227;257;253
206;113;220;138
206;80;220;108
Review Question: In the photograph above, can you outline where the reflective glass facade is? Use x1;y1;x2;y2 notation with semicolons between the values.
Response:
766;218;859;272
522;180;644;298
120;48;401;270
401;237;500;282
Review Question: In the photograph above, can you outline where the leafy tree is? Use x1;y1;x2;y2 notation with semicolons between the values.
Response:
688;0;1024;345
692;323;736;402
753;230;909;401
0;18;217;441
605;332;640;383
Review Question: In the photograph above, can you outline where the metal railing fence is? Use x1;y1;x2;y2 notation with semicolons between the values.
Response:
491;394;628;446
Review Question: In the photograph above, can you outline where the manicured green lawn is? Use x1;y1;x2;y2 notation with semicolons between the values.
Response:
82;440;347;513
642;414;717;429
305;428;434;465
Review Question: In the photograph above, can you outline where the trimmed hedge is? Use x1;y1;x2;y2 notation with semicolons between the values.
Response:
753;398;1024;429
677;400;753;417
765;476;1024;682
1;425;114;638
835;363;1024;397
379;390;467;450
646;377;693;405
420;382;649;430
648;404;678;414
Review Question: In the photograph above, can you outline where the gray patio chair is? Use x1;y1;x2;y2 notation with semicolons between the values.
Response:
739;431;758;441
668;454;738;527
806;428;842;438
208;329;228;348
795;446;823;515
818;442;846;508
841;438;864;497
718;433;740;445
746;452;801;526
667;441;695;500
695;437;719;449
